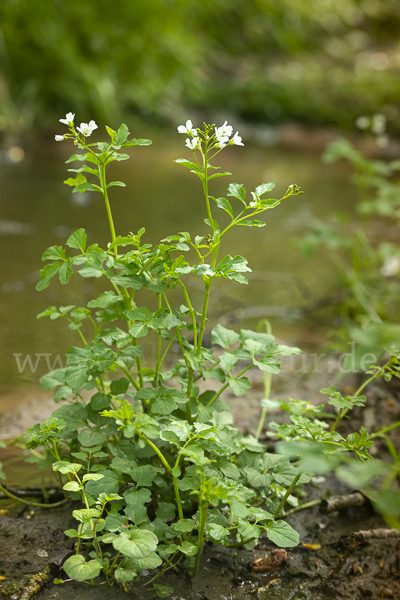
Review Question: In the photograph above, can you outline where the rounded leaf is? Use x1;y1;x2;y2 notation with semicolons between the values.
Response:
112;528;158;558
63;554;101;581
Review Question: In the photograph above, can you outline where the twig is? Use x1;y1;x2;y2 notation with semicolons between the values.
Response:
322;492;366;513
349;528;400;543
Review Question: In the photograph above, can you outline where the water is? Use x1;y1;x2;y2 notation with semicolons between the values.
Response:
0;135;354;430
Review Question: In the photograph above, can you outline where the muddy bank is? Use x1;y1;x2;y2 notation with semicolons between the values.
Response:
1;483;399;600
1;357;399;599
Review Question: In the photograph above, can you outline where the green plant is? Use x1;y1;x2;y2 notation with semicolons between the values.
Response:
0;115;308;588
272;348;400;527
296;117;400;360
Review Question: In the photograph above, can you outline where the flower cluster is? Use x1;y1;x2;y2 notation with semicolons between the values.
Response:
176;119;244;151
214;121;243;148
55;113;98;141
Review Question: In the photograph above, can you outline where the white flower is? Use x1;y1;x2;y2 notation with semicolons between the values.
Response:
381;255;400;277
59;112;75;125
77;120;98;137
371;113;386;135
88;120;98;132
177;120;196;135
217;137;229;149
55;135;65;141
185;137;199;150
215;121;233;141
355;116;370;130
231;131;244;146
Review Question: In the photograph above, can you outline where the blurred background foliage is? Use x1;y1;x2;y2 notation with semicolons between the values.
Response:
0;0;400;134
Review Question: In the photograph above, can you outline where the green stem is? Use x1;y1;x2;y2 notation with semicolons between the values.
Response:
99;161;118;258
193;501;208;577
202;146;214;236
0;482;68;509
118;364;140;391
197;280;211;352
331;360;389;433
282;498;322;517
273;473;301;518
153;335;176;385
178;280;197;351
206;364;253;408
132;338;144;389
369;420;400;440
153;294;163;386
255;320;272;440
139;434;171;473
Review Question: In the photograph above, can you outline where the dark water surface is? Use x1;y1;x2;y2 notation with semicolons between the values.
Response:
0;135;353;408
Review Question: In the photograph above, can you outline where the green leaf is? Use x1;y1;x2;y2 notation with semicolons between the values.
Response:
153;584;174;598
36;263;60;290
115;567;137;583
171;519;195;533
112;528;158;558
212;196;233;217
40;368;67;390
59;262;73;285
78;428;109;447
82;473;104;482
227;183;247;205
124;487;151;525
114;123;130;146
63;554;101;581
52;404;88;430
63;172;87;187
174;158;200;171
131;464;160;487
256;182;275;196
42;246;67;262
85;470;120;497
219;462;241;481
228;376;251;396
63;481;82;492
220;352;239;374
73;183;100;193
237;219;266;227
110;378;130;396
155;502;176;522
123;137;152;147
211;324;240;349
208;171;232;180
265;520;299;547
66;229;87;252
107;181;126;188
177;541;197;555
53;461;82;475
65;366;90;392
125;552;162;571
253;357;281;374
0;461;6;480
87;291;122;308
275;344;302;356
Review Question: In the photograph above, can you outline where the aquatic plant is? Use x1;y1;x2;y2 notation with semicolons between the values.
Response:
0;116;399;590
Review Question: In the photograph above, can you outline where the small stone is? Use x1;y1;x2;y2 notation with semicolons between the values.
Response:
37;550;48;558
380;588;394;598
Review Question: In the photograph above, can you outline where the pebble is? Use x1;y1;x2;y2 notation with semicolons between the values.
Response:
380;588;394;598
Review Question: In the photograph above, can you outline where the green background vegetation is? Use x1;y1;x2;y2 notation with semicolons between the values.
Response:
1;0;400;133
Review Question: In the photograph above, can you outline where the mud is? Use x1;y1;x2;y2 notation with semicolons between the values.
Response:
1;487;399;600
1;359;400;599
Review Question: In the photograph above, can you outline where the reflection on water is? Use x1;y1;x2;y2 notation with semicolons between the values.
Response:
0;136;353;401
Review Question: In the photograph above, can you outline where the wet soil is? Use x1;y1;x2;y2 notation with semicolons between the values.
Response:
1;490;399;600
1;358;400;599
